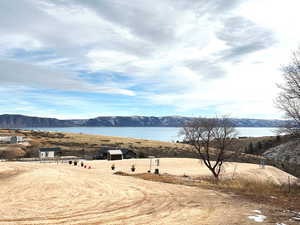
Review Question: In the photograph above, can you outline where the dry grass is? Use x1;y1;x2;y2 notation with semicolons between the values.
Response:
115;171;185;184
30;130;182;147
200;176;300;211
117;172;300;211
17;130;196;157
199;175;300;195
1;129;269;164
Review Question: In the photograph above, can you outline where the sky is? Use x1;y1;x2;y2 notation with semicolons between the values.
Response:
1;0;300;119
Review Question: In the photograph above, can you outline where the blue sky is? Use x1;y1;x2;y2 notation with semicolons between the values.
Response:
1;0;300;119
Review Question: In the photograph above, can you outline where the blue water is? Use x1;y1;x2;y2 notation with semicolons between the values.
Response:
23;127;278;142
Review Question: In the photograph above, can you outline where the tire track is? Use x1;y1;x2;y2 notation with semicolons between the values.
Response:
0;161;270;225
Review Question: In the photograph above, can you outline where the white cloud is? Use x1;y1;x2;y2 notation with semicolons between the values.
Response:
0;0;299;118
0;60;135;96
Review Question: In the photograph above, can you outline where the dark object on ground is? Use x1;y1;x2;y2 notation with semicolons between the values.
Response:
74;161;77;166
69;161;72;165
111;165;115;170
154;168;159;174
81;162;84;167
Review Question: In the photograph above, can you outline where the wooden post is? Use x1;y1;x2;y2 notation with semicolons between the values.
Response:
149;158;152;172
288;176;291;193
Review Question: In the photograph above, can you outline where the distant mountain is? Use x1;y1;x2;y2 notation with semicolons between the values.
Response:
230;118;288;128
84;116;192;127
0;114;290;128
0;114;76;128
83;116;290;127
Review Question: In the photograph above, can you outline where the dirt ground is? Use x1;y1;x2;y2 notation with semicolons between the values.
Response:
0;159;298;225
105;158;297;184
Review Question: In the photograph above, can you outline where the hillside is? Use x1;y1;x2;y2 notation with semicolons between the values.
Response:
0;129;266;165
0;159;299;224
0;114;76;128
0;114;290;128
263;140;300;165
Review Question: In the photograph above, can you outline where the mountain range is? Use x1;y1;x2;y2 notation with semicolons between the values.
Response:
0;114;289;128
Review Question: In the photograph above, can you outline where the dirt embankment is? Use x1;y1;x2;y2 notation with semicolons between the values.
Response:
0;159;299;225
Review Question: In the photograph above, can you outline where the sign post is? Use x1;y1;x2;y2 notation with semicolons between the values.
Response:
148;156;155;173
154;159;160;174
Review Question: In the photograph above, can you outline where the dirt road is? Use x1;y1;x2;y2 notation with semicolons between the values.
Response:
0;159;294;224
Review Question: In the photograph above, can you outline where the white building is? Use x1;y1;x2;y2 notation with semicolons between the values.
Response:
0;136;11;143
0;136;24;144
107;150;123;160
39;148;60;159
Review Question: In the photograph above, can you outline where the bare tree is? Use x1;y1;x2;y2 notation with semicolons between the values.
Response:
180;116;237;180
276;48;300;136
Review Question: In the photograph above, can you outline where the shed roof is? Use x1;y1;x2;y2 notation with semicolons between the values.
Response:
107;150;123;155
40;147;61;152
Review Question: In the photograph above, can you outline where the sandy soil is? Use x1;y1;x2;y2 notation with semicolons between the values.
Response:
93;158;297;184
0;159;296;225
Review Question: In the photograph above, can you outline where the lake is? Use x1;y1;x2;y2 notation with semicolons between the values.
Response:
24;127;278;142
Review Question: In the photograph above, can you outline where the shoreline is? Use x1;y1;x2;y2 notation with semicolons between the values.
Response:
10;127;278;142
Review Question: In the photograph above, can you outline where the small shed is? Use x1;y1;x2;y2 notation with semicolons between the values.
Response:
96;148;137;160
39;148;60;159
0;136;12;143
107;150;123;161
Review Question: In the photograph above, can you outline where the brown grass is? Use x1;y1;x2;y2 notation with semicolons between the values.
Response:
203;176;300;211
17;129;195;157
1;129;268;163
199;175;300;196
117;172;300;211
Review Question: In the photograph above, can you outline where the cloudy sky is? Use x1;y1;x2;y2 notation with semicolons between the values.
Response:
1;0;300;119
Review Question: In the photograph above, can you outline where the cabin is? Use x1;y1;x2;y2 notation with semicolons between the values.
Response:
107;150;123;161
39;148;60;159
95;148;136;160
